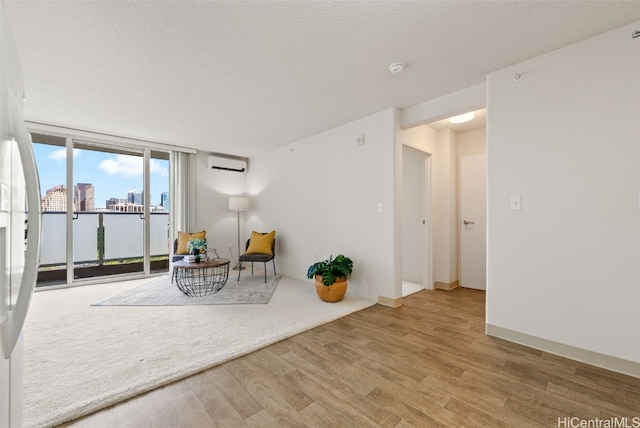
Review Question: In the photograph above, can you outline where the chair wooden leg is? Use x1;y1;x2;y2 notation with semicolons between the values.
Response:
237;261;242;281
264;263;267;283
273;259;276;276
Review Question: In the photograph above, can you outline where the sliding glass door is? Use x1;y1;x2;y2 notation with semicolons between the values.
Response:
73;142;146;280
33;134;169;287
33;136;67;286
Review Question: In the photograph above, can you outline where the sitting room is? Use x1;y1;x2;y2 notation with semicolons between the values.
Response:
1;2;638;427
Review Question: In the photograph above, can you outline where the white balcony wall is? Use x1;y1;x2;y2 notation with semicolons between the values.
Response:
104;214;143;260
40;212;170;265
73;213;98;263
40;213;65;265
150;213;170;256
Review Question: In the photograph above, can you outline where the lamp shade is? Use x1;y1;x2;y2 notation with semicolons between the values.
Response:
229;196;249;211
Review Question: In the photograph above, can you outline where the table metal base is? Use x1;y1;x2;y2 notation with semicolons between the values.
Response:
173;262;230;297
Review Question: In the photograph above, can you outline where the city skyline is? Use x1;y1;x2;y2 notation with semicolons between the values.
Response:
41;183;169;212
33;142;169;209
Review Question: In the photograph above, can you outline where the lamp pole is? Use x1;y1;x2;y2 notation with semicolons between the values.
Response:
233;208;245;270
229;196;249;270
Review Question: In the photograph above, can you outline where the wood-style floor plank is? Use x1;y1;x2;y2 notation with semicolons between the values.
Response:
59;288;640;427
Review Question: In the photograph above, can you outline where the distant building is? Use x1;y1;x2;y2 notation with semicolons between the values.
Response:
106;197;143;212
113;203;144;213
127;190;143;205
106;197;127;211
42;185;67;211
160;192;169;212
74;183;94;211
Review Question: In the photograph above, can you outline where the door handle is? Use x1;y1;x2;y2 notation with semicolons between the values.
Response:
463;220;475;225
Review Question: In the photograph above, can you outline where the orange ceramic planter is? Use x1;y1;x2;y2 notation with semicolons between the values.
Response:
315;275;347;302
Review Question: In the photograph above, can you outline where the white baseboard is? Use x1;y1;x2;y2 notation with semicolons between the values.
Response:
486;324;640;378
378;295;402;308
434;280;459;290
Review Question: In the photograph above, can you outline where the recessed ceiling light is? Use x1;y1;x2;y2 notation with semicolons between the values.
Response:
389;62;405;74
449;112;475;124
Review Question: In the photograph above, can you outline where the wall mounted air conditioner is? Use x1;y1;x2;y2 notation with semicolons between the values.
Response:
207;155;247;173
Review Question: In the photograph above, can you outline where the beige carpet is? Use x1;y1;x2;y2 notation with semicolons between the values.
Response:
93;274;280;306
23;275;376;428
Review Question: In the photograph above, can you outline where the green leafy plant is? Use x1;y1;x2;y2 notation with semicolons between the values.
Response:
307;254;354;286
186;238;207;254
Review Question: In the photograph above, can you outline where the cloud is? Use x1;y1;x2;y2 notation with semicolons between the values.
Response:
150;159;168;177
48;148;81;161
99;155;142;177
99;155;169;178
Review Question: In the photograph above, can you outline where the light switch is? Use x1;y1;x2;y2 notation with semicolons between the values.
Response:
510;196;522;210
377;203;384;213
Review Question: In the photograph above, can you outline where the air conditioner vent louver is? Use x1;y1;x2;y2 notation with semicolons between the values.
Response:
207;155;247;173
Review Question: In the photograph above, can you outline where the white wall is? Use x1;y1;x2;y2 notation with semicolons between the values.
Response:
457;128;486;157
487;21;640;370
244;109;398;301
194;152;247;263
435;129;458;284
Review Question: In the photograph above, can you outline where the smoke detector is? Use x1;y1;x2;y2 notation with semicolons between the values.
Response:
389;62;405;74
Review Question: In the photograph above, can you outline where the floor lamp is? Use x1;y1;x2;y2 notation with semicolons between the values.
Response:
229;196;249;270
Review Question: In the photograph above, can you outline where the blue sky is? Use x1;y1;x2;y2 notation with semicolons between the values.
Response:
33;143;169;209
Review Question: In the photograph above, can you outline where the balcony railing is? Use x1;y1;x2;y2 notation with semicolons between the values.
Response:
37;211;170;287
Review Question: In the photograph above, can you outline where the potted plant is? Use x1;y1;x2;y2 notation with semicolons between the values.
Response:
187;238;207;263
307;254;354;302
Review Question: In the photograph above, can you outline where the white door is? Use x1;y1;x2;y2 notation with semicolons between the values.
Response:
460;154;486;290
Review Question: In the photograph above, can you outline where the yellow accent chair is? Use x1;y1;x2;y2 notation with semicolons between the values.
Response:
238;231;276;282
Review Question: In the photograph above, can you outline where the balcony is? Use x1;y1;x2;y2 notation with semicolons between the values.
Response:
37;211;170;287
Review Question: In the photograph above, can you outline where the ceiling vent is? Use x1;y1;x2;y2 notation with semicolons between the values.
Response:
207;155;247;173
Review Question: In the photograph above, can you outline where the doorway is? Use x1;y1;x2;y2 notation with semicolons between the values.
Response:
401;145;431;296
398;108;486;299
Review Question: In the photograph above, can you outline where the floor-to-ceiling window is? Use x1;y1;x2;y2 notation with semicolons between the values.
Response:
32;132;170;287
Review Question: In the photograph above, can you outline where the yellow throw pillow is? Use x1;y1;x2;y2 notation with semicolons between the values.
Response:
246;230;276;255
176;230;206;254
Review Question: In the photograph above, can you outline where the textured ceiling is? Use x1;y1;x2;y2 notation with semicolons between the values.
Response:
5;1;640;157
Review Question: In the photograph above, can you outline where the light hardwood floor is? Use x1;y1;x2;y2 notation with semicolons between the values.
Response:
60;288;639;427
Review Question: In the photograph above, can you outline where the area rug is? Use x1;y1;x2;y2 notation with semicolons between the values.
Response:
23;275;376;428
93;274;280;306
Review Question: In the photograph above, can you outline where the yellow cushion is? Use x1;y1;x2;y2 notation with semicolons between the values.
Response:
246;230;275;255
176;230;206;254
